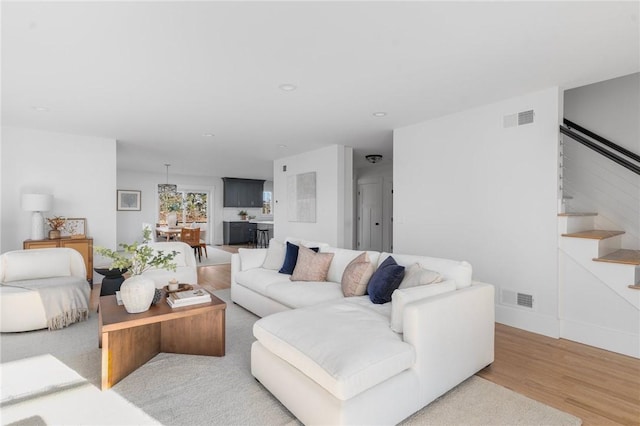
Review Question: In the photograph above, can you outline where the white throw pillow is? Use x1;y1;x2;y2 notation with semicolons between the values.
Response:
398;263;442;289
390;280;456;333
3;249;72;282
238;248;267;271
262;239;286;270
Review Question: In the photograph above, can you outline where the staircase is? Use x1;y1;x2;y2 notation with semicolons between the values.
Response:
559;213;639;305
558;212;640;357
557;118;639;357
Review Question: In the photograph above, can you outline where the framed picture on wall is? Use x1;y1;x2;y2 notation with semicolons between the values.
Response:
117;190;141;211
61;218;86;238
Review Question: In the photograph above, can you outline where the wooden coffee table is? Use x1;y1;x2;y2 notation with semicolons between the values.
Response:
99;288;226;390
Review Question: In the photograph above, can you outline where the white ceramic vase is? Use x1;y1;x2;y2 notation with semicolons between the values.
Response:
120;275;156;313
167;212;178;227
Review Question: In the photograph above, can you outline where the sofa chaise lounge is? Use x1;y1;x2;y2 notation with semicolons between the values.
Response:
231;239;495;425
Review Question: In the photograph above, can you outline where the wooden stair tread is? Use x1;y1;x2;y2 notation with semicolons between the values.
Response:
629;285;640;290
557;212;598;217
594;249;640;266
561;230;625;240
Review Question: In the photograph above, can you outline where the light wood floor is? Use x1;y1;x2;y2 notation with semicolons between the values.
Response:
478;325;640;425
93;245;640;425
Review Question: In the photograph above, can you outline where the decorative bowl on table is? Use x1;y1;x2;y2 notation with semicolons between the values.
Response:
94;267;128;278
162;283;193;293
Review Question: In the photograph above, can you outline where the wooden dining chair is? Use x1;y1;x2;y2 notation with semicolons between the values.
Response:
180;227;202;261
197;227;208;259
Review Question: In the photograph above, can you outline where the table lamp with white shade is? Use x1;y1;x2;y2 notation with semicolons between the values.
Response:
22;194;53;240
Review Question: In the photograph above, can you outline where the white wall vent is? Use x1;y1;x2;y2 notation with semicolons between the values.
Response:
503;109;535;128
500;289;534;309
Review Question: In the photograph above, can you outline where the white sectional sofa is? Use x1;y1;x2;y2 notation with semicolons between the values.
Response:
231;239;495;425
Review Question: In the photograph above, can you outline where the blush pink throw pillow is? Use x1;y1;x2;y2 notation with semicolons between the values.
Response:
290;245;335;282
341;252;375;297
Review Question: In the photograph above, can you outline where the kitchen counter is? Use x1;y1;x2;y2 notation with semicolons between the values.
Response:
223;220;273;245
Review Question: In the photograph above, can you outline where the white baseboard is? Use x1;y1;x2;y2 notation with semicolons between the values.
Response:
495;305;560;338
561;318;640;359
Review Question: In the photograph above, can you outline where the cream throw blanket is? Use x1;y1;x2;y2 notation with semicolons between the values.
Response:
1;276;90;330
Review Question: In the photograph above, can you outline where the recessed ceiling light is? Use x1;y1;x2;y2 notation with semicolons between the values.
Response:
31;106;49;112
278;144;288;148
372;112;387;117
202;133;215;137
278;84;297;92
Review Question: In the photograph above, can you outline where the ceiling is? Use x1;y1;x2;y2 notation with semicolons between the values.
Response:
2;1;638;180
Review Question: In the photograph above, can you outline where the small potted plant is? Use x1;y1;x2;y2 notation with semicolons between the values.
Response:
46;216;66;239
238;210;248;221
96;228;178;313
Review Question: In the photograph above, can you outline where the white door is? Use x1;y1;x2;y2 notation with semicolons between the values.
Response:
358;181;383;251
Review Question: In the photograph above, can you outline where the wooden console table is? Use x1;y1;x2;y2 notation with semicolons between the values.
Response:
99;291;226;390
24;237;93;283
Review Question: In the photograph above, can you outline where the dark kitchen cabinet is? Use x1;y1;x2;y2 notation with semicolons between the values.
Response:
223;221;257;244
223;178;265;208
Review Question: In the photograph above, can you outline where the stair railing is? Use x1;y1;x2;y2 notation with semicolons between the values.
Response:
560;119;640;175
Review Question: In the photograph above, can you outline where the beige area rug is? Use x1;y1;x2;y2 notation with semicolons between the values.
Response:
0;290;581;426
196;246;232;266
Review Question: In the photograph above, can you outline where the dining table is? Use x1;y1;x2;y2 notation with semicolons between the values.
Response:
155;226;182;241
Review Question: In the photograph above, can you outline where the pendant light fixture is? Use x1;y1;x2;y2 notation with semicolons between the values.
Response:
158;163;177;195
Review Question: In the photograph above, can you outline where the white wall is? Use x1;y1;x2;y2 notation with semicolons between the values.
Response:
273;145;353;248
116;169;223;246
393;87;562;337
563;73;640;249
1;127;117;279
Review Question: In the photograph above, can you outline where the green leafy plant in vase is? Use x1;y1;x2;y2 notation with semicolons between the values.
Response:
238;210;248;221
96;228;178;313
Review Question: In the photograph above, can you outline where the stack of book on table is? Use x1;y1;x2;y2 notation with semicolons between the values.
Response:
166;288;211;308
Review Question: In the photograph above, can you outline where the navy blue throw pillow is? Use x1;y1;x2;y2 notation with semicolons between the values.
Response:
279;242;319;275
368;256;405;304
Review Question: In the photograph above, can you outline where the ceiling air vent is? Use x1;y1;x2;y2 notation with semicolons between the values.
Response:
500;289;534;309
503;109;535;128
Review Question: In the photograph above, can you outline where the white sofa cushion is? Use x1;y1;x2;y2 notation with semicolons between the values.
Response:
390;280;457;333
266;281;343;309
380;253;472;289
342;295;392;319
238;248;268;271
235;269;290;297
262;239;286;270
253;301;415;400
2;249;71;282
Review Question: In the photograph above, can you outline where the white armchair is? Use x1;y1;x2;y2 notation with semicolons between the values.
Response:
141;242;198;288
0;248;90;332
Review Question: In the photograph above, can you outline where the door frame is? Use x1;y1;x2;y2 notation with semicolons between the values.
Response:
357;176;393;252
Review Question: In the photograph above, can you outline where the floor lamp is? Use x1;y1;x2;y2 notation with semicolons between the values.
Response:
22;194;53;240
